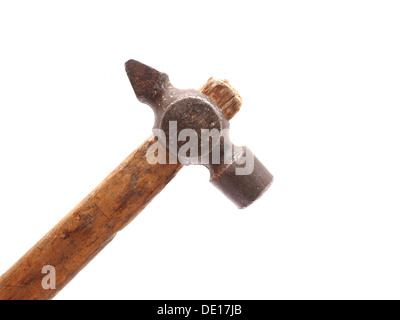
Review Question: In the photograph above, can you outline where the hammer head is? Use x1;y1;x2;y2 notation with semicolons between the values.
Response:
125;59;273;208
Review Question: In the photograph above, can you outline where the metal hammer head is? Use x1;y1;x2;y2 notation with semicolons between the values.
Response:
125;59;273;208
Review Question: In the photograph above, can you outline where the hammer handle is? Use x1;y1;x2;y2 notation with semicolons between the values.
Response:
0;78;241;300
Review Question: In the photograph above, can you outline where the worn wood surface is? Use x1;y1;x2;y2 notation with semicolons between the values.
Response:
0;78;242;300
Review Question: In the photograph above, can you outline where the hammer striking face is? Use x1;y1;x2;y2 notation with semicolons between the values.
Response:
125;60;273;208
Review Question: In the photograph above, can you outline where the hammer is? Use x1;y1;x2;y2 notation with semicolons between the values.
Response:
0;60;273;300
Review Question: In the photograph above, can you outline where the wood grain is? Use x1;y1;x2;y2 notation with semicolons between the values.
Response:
0;78;242;300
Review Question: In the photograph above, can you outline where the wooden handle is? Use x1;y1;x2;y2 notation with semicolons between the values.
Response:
0;78;242;300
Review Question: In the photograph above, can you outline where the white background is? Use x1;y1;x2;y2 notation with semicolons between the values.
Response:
0;1;399;300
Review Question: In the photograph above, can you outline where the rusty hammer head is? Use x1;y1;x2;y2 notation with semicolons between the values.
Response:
125;60;273;208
